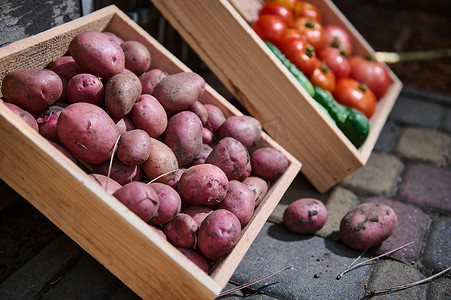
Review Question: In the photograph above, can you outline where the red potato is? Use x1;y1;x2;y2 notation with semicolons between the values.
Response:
117;129;152;166
163;213;199;249
164;111;204;167
251;147;288;181
89;173;122;195
102;31;124;45
205;137;250;181
340;203;397;251
69;31;125;79
202;127;214;145
177;164;229;206
47;56;83;81
188;101;208;125
217;180;256;227
177;247;210;273
131;94;167;138
204;103;226;136
56;102;120;164
183;205;213;227
104;73;140;117
152;72;205;113
50;141;78;164
148;182;182;226
36;105;67;142
92;159;142;185
218;115;262;149
121;69;143;96
198;209;241;260
4;102;39;132
1;68;63;114
121;40;151;76
190;144;213;166
66;73;104;106
149;224;167;240
242;176;268;208
113;181;159;222
139;68;168;94
283;198;328;234
112;116;135;134
165;168;186;190
238;161;252;181
142;138;179;184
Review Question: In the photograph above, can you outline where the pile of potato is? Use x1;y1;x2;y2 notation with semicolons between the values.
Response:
1;31;290;273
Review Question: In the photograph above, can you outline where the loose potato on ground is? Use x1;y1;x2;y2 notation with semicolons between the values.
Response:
340;203;397;250
251;147;288;181
92;159;142;185
56;102;120;164
148;182;182;226
198;209;241;260
242;176;268;208
177;247;210;273
142;138;179;183
104;73;140;117
2;69;63;114
283;198;328;234
67;73;104;106
113;181;159;222
164;111;203;166
117;129;152;166
219;115;262;149
47;56;82;81
163;213;199;249
218;180;256;227
89;173;122;195
205;137;250;181
177;164;229;206
131;94;167;138
152;72;205;113
4;102;39;132
69;31;125;79
121;40;151;76
204;103;226;136
139;68;168;94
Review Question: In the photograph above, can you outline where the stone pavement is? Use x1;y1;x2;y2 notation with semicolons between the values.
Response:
0;87;450;299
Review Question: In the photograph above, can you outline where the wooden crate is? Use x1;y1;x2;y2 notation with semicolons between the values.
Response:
149;0;403;193
0;5;301;299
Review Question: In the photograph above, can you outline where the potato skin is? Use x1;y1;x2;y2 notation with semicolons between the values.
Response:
177;247;210;273
204;104;226;136
177;164;229;206
121;40;151;76
69;31;125;79
152;72;205;113
198;209;241;260
164;111;204;167
89;173;122;195
217;180;256;227
183;205;213;226
117;129;152;166
131;94;167;138
104;73;140;117
4;102;39;132
56;102;120;164
47;56;82;81
92;159;142;185
340;203;397;250
163;213;199;249
205;137;250;181
283;198;328;234
113;181;159;222
139;68;168;94
67;73;104;106
219;115;262;149
142;138;179;183
2;69;63;114
251;147;288;181
242;176;268;208
148;182;182;226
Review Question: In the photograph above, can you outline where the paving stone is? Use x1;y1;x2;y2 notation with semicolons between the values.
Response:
341;152;404;196
396;127;451;167
232;222;371;300
389;95;444;129
399;163;451;213
278;173;332;206
42;253;121;299
362;198;429;263
427;277;451;300
422;218;451;274
108;285;141;300
365;259;428;299
316;187;359;240
268;203;288;225
0;234;82;300
442;108;451;135
374;120;401;153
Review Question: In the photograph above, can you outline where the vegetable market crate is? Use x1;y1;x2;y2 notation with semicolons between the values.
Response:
149;0;403;193
0;5;301;299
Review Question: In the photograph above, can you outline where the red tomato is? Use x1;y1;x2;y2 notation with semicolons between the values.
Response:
293;17;326;51
293;1;322;23
323;24;354;55
266;0;297;11
252;15;288;48
317;47;351;79
259;2;295;27
282;28;307;43
333;78;377;118
310;63;336;92
280;38;321;77
349;55;391;99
